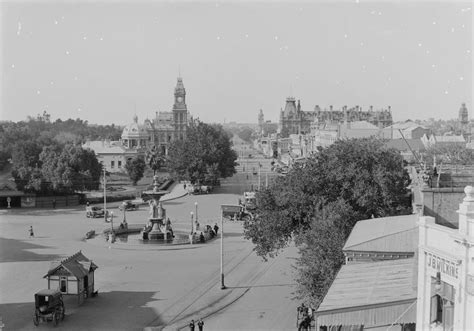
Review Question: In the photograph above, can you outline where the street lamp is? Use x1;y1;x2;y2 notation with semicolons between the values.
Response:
220;207;226;289
195;202;198;225
190;212;194;234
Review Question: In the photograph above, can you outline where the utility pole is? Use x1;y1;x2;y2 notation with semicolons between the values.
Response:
103;168;107;223
220;209;226;289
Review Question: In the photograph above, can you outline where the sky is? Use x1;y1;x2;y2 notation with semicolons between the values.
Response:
0;0;472;126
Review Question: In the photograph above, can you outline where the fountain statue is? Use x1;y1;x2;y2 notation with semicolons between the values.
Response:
140;175;173;241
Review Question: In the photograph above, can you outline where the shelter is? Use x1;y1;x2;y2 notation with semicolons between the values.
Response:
315;258;417;330
43;251;98;304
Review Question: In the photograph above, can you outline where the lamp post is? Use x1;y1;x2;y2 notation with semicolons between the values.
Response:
195;202;198;225
220;208;226;289
110;211;114;232
190;212;194;234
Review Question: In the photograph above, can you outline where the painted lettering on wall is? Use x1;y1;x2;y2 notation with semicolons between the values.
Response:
426;252;459;279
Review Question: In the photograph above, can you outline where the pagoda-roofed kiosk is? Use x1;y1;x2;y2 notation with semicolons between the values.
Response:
43;251;98;305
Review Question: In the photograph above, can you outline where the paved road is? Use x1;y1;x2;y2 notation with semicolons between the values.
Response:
0;152;299;331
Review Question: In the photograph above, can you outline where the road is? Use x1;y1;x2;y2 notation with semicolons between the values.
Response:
0;149;298;331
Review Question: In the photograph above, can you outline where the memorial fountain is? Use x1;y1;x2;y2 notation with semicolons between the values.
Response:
140;175;174;241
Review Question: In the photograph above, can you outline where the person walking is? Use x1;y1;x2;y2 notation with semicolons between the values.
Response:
52;199;56;209
189;319;195;331
197;318;204;331
214;223;219;235
29;226;34;237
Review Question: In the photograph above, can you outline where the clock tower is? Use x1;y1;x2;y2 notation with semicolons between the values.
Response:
172;77;188;140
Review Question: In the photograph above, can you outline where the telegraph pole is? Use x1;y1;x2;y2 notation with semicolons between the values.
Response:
220;209;226;289
103;168;107;222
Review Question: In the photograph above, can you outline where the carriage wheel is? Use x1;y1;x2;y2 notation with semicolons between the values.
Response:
33;312;39;326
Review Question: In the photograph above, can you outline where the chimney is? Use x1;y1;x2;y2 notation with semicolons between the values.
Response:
370;105;373;112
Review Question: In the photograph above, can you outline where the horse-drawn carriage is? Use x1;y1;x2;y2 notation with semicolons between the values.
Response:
296;304;314;330
33;289;65;327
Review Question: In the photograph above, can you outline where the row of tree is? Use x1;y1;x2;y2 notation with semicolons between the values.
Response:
243;137;412;306
0;114;122;171
2;115;238;194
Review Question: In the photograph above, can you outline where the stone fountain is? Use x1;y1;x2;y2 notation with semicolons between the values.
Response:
140;176;173;241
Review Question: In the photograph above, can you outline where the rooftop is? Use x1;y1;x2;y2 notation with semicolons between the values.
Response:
317;258;416;312
343;214;418;253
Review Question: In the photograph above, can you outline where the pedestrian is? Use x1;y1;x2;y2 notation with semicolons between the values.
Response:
197;318;204;331
214;223;219;235
52;199;56;209
189;319;195;331
29;226;34;237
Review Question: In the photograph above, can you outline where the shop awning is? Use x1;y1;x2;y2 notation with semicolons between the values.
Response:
316;299;416;327
315;258;417;327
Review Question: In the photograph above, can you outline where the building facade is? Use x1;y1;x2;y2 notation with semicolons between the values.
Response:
416;186;474;331
278;98;317;137
83;77;190;172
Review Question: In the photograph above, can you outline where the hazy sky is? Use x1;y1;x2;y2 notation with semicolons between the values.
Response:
1;1;472;126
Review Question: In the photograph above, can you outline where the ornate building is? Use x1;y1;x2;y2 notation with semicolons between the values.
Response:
312;105;392;128
278;97;316;137
277;97;393;138
146;77;189;154
83;77;191;172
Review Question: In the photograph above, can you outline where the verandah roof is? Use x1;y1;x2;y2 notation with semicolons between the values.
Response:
315;258;417;327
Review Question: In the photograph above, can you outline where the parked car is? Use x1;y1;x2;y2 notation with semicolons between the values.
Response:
33;289;65;327
119;201;139;211
86;206;105;218
192;185;212;195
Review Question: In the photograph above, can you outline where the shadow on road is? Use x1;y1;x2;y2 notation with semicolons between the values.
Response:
0;290;163;331
0;237;62;263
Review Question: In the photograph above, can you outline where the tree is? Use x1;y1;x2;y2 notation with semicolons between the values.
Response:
424;144;474;166
39;143;102;194
243;137;411;305
125;156;146;185
167;121;237;184
145;145;166;176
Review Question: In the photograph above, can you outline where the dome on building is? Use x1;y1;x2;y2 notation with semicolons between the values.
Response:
121;115;150;140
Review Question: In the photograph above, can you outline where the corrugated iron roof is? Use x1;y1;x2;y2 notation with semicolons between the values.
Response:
316;258;417;322
343;214;418;252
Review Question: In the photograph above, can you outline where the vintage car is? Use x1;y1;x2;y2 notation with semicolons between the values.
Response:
86;206;105;218
33;289;65;327
221;204;252;221
119;200;139;211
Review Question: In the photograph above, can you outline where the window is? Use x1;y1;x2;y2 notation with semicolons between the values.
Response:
111;161;115;168
60;277;67;293
118;161;122;168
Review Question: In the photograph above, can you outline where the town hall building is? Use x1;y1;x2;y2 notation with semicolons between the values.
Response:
83;77;190;172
